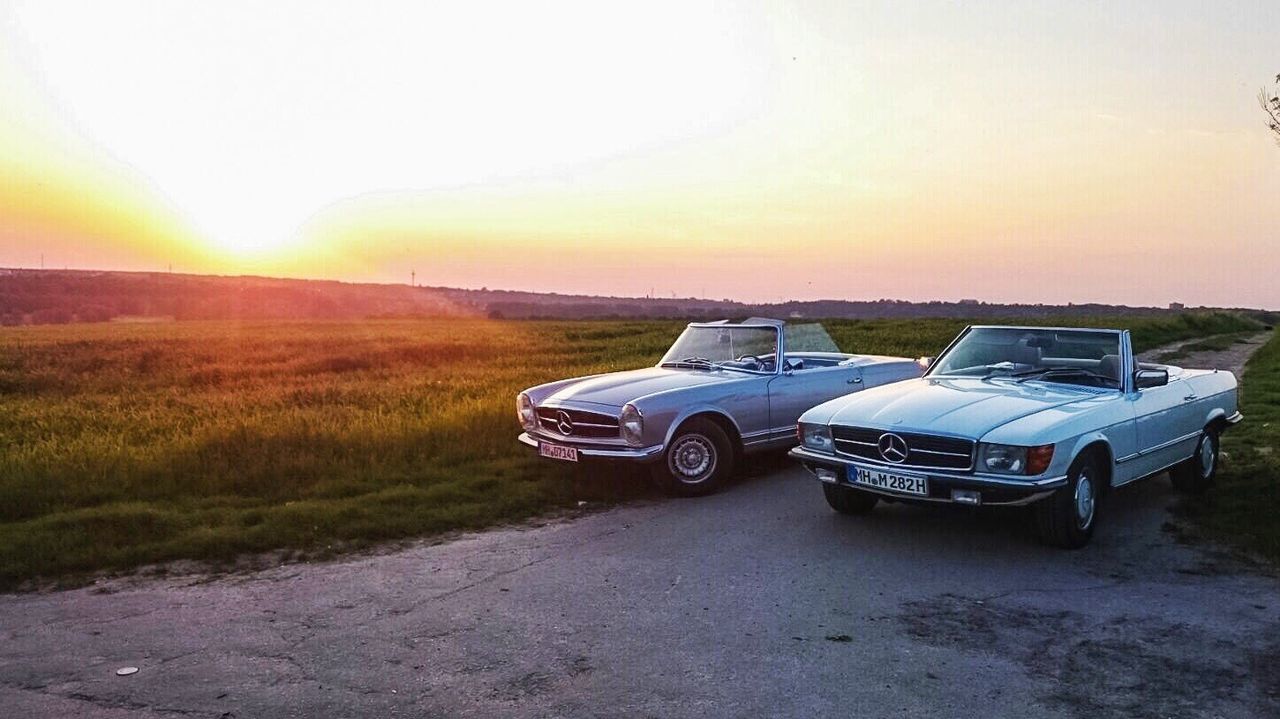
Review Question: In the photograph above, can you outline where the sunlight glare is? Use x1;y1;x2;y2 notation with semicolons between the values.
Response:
8;0;768;258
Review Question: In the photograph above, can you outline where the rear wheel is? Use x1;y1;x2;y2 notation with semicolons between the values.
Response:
1170;429;1219;494
822;484;879;515
650;418;734;497
1034;454;1101;549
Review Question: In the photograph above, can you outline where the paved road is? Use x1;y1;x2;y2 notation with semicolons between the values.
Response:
1;459;1278;719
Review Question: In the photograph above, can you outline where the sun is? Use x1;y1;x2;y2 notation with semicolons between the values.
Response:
7;1;767;269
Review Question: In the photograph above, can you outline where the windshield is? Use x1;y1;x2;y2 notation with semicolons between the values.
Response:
783;323;841;353
659;325;779;373
931;327;1124;388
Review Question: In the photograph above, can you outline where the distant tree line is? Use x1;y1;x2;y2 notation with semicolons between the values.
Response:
0;270;468;325
0;269;1272;327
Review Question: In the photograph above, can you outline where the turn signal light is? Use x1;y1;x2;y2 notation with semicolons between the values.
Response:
1027;444;1055;475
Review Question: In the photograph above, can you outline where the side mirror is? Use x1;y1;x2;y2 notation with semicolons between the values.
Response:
1134;368;1168;389
917;356;934;370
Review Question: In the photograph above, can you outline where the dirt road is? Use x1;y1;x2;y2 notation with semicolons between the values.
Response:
1;334;1276;718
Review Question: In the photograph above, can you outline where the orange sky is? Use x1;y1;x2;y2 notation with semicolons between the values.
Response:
1;1;1278;308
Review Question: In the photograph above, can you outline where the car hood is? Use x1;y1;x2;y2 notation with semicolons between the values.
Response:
822;377;1106;439
545;366;741;409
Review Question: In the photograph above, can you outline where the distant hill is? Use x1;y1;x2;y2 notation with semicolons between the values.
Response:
0;268;1273;326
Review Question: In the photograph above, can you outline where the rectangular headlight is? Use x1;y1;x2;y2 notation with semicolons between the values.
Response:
800;423;834;453
979;443;1054;475
979;444;1028;474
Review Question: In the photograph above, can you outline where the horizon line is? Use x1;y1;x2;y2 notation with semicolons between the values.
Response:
3;266;1274;313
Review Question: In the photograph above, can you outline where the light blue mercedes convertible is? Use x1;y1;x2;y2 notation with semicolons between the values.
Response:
790;325;1241;548
517;319;924;496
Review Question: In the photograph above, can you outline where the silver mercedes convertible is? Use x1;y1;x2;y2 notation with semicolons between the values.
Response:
516;319;923;495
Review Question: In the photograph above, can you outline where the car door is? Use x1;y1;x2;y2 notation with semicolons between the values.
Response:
1131;376;1204;475
767;365;863;441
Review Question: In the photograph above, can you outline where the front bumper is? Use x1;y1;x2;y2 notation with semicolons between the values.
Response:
518;432;664;461
789;446;1067;506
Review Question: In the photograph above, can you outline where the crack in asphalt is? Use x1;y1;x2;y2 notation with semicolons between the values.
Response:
418;525;629;605
1;680;222;718
38;606;163;629
977;580;1131;603
897;594;1280;719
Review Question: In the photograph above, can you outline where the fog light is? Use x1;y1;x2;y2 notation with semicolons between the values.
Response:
951;489;981;505
815;467;839;484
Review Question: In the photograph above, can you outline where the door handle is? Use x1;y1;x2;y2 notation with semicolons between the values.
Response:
848;377;862;384
1183;393;1198;402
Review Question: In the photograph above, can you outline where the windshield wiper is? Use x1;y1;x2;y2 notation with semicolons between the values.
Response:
1013;367;1120;387
661;356;717;370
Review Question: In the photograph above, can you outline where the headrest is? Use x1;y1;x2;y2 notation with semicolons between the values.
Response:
1099;354;1123;381
1010;343;1042;366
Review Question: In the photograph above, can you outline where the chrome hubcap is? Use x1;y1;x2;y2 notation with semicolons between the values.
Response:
1198;435;1215;478
669;434;716;483
1074;472;1095;530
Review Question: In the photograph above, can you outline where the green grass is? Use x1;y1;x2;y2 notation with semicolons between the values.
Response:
1175;330;1280;562
0;312;1262;589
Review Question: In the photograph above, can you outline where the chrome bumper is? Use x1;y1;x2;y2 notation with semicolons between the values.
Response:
1226;411;1244;425
789;446;1067;506
518;432;664;461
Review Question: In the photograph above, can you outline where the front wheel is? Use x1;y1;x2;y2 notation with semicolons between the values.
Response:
650;418;734;497
1034;454;1102;549
1170;429;1219;494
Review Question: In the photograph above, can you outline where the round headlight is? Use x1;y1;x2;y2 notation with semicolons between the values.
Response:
620;403;644;446
517;393;538;432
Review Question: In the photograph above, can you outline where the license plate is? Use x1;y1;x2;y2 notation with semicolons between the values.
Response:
849;466;929;496
539;442;579;462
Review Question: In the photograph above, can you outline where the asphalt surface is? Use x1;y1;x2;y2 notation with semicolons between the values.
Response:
1;459;1278;719
1;333;1277;718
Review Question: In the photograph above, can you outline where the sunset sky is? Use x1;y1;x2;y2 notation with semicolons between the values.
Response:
1;0;1277;307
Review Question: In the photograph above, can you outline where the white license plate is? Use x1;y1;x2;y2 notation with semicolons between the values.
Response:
849;466;929;496
539;442;579;462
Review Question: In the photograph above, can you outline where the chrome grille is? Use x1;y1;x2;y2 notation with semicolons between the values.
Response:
535;407;620;439
831;426;974;470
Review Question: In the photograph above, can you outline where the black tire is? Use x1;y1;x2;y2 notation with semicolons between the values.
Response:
823;483;879;515
1169;429;1219;495
1034;453;1102;549
650;418;735;497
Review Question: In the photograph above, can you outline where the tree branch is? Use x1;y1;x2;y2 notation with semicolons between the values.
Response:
1263;77;1280;147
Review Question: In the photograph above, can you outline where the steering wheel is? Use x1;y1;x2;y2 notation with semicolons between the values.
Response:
735;354;763;369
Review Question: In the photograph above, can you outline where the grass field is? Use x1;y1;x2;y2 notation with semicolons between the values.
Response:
1175;330;1280;563
0;312;1263;589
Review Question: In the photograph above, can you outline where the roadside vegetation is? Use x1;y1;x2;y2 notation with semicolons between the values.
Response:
0;312;1262;589
1176;330;1280;563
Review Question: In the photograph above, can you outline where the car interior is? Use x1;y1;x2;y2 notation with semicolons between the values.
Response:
937;330;1193;388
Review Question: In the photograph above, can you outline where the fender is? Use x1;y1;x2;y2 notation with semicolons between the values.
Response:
1065;432;1115;483
1203;406;1229;428
661;404;744;449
